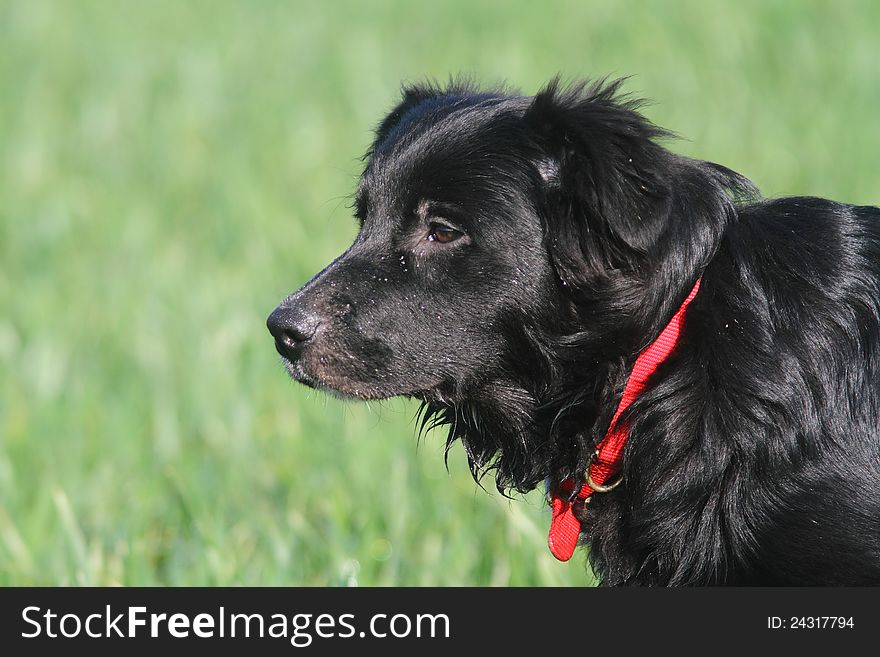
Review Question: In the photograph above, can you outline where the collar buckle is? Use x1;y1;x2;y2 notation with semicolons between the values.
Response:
586;449;624;493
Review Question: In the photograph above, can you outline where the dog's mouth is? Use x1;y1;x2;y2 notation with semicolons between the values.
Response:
276;352;320;389
276;349;425;402
275;351;362;399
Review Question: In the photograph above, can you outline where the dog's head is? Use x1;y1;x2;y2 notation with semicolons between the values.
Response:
268;78;752;489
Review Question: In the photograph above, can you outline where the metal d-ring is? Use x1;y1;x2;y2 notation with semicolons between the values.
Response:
586;450;624;494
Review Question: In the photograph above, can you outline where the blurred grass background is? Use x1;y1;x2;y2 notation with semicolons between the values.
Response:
0;0;877;586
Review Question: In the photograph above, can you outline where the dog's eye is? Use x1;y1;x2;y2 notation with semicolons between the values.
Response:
427;223;462;244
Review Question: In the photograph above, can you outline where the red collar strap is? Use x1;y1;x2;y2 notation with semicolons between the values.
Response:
547;278;702;561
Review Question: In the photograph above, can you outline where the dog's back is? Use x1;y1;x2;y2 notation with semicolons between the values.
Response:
589;196;880;584
717;198;880;583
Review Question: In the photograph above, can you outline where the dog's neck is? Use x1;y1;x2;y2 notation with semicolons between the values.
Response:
418;289;690;494
420;248;723;500
422;159;752;494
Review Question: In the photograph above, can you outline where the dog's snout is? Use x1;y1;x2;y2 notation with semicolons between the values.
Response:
267;304;321;357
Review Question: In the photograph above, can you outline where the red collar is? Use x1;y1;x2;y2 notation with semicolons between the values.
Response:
547;278;702;561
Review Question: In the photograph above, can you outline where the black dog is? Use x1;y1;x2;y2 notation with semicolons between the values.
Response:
268;78;880;585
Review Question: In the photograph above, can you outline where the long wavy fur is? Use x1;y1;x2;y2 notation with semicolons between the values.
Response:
402;79;880;584
273;77;880;584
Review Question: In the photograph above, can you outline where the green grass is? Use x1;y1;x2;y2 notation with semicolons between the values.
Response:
1;0;878;585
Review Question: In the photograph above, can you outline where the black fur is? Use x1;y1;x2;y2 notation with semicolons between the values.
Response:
267;78;880;585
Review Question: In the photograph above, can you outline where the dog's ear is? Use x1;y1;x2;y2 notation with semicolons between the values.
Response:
524;78;756;339
524;78;678;288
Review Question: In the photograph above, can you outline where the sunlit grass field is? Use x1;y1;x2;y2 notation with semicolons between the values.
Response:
1;0;878;585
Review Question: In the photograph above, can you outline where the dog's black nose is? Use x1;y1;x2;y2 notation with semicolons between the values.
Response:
267;304;320;358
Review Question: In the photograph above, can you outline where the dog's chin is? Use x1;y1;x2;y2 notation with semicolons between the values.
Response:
279;355;429;401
